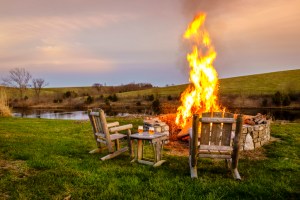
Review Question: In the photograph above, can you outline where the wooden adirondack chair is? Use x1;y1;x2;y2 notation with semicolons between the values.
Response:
189;112;243;180
88;108;133;161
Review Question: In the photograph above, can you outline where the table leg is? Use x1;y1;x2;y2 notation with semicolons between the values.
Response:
131;139;137;163
151;141;157;163
152;140;166;167
137;139;143;160
156;141;161;162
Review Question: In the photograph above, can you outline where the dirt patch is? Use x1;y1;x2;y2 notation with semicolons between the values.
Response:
0;159;35;179
240;136;281;160
0;159;33;199
164;141;189;157
164;137;280;160
239;148;268;160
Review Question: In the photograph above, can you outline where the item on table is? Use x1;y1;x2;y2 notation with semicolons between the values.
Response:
138;126;143;135
149;127;154;136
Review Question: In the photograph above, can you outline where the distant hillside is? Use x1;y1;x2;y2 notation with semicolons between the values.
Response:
219;69;300;95
118;69;300;98
3;69;300;100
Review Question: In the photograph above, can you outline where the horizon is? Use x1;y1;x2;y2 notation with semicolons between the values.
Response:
43;68;300;88
1;68;298;89
1;0;300;87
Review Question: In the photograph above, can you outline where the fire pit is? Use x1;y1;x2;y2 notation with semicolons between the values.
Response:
151;13;271;152
240;114;271;150
145;113;272;151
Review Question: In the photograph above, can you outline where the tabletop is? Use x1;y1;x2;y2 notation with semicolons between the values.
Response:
130;132;167;140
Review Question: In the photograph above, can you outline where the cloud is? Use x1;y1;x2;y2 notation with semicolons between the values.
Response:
0;12;136;75
0;13;135;45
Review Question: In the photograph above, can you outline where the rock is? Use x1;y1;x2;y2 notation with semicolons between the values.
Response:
244;133;254;150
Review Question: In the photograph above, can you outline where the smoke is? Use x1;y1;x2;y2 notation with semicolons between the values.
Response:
178;0;241;80
182;0;244;17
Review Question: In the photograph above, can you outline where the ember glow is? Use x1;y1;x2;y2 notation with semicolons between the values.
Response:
176;13;221;128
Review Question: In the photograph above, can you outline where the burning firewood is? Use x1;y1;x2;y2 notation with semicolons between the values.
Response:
244;113;269;125
158;114;181;140
177;119;192;139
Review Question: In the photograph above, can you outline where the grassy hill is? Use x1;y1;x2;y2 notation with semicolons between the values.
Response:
219;69;300;95
1;69;299;109
118;69;300;98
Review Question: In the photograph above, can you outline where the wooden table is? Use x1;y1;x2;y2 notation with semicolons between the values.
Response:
130;132;168;167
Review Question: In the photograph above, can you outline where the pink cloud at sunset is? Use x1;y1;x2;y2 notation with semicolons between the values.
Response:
0;0;299;87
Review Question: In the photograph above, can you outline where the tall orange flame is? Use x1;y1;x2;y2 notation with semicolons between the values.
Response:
176;13;221;128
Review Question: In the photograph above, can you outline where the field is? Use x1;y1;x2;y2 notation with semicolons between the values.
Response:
2;69;300;100
219;69;300;95
0;117;299;199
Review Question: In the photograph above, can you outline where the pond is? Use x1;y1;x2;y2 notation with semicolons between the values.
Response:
12;109;90;120
230;108;300;121
11;107;300;121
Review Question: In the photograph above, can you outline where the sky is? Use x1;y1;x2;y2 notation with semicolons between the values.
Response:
0;0;299;87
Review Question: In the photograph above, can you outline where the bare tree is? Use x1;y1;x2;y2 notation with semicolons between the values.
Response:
32;78;48;102
2;68;32;99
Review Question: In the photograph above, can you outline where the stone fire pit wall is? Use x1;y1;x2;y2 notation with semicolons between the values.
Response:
143;118;170;137
240;121;271;151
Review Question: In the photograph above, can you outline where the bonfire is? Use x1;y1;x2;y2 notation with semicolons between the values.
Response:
176;13;223;131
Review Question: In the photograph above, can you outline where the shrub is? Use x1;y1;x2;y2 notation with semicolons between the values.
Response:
272;91;283;106
107;94;118;102
152;99;160;114
272;91;291;106
136;101;141;106
147;94;154;101
283;95;291;106
105;98;110;106
63;91;78;99
53;99;63;103
288;91;299;101
262;98;268;107
167;95;173;101
0;88;11;117
86;95;94;104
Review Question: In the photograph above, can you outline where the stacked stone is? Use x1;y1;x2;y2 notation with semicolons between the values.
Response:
240;121;271;150
143;117;170;137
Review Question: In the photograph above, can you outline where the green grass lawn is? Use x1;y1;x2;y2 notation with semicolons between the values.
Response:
0;117;299;199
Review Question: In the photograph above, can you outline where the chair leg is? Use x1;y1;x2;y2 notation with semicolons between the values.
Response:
89;141;103;154
225;158;231;169
129;139;134;158
126;129;134;158
232;168;241;180
115;139;120;151
189;155;198;178
89;148;102;154
190;114;199;178
100;147;128;161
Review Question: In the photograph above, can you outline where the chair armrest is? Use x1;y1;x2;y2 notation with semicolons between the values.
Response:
109;124;133;132
107;122;119;128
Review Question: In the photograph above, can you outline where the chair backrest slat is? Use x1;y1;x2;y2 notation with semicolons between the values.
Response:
98;109;111;144
221;113;234;146
199;112;235;148
95;113;103;133
210;112;222;145
200;112;211;145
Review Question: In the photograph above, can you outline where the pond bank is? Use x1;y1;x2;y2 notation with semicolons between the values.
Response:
11;107;300;122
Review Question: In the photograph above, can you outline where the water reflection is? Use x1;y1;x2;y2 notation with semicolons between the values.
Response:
12;108;300;121
13;109;89;120
229;108;300;121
